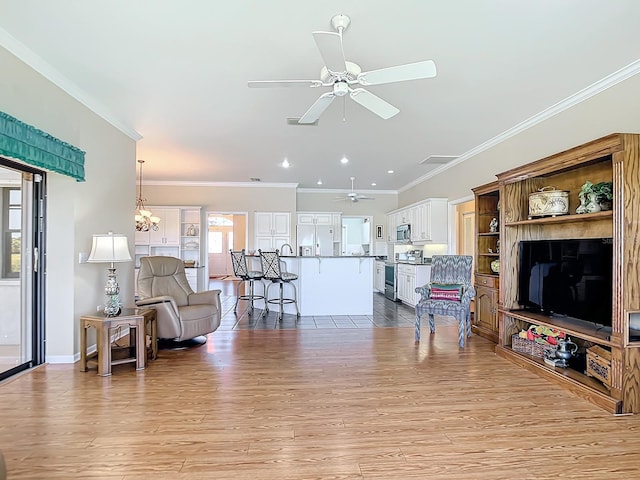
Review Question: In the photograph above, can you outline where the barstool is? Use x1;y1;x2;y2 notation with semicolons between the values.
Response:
230;249;266;317
258;249;300;320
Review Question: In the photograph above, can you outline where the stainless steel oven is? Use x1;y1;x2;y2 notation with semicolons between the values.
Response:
384;262;397;301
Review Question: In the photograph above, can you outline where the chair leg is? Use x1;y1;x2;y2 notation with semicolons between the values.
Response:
248;279;255;314
233;280;242;313
415;312;421;341
278;282;284;320
466;311;472;337
428;314;436;333
457;314;465;348
289;281;300;317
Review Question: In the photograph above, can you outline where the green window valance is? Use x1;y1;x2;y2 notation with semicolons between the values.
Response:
0;111;85;181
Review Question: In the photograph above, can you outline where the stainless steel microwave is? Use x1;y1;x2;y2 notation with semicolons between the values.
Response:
396;224;411;243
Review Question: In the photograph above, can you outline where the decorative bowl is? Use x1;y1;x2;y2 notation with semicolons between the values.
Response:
490;259;500;273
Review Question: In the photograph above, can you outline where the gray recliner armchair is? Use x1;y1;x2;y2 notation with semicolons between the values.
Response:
136;256;221;346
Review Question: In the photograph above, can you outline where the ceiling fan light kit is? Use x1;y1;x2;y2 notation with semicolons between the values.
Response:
335;176;375;203
248;14;437;124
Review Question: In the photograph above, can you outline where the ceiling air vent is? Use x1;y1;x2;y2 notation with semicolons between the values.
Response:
250;177;261;182
287;117;319;126
419;155;458;165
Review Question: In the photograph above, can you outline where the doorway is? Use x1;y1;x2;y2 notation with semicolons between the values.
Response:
0;159;46;381
207;212;247;278
341;216;372;256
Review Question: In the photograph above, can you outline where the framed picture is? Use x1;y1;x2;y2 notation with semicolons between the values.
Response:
376;224;384;240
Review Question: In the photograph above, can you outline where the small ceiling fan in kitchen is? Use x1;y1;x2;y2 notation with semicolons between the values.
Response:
335;177;375;203
248;14;437;123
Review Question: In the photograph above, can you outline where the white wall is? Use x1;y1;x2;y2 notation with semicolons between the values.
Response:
0;46;137;362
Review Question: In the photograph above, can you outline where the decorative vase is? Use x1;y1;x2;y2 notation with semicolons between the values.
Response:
585;192;601;213
490;259;500;274
576;195;588;214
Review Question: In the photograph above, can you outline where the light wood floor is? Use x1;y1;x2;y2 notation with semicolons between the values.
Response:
2;308;640;478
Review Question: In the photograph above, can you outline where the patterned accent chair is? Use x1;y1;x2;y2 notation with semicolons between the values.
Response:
230;249;266;317
415;255;476;347
259;249;300;320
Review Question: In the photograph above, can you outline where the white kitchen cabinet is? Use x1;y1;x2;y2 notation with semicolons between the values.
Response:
297;212;333;225
255;212;291;251
256;235;291;251
256;212;290;236
387;198;448;245
148;208;180;246
397;263;432;307
386;212;397;243
374;260;386;293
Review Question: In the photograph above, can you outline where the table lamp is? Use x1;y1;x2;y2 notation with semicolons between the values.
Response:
87;232;132;316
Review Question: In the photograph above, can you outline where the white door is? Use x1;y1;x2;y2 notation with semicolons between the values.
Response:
208;228;233;277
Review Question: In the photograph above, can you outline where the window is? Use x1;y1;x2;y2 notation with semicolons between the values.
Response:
208;231;222;254
3;187;21;278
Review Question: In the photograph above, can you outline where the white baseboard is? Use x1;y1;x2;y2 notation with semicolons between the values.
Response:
46;326;131;365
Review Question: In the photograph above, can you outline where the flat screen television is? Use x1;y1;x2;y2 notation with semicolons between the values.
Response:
518;238;613;326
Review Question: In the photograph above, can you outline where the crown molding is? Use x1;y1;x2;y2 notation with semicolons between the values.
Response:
297;187;397;195
144;180;299;188
0;27;142;141
400;57;640;193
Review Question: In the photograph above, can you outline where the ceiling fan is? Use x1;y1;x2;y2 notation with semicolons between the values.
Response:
336;177;375;203
248;14;437;124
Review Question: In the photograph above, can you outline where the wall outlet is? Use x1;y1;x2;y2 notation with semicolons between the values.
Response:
96;305;102;312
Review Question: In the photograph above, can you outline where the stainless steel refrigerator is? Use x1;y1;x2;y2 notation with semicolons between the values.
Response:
296;224;335;256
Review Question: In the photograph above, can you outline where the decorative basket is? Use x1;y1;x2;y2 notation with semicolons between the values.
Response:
528;186;569;219
586;345;612;387
512;334;558;358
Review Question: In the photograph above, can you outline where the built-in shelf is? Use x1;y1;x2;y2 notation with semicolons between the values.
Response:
495;345;620;413
505;210;612;227
500;309;615;347
478;253;499;257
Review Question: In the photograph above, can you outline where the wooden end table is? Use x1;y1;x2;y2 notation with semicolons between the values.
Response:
80;308;157;376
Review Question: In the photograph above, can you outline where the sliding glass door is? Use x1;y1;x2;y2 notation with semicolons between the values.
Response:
0;159;45;380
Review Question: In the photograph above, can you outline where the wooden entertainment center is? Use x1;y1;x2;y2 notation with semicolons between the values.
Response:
490;133;640;414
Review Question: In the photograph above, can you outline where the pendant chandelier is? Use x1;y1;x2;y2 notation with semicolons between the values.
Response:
135;159;160;231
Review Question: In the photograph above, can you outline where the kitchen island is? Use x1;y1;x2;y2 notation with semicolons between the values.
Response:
249;256;373;316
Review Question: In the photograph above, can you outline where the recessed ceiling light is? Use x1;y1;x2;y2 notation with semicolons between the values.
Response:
371;182;377;186
317;179;323;185
282;158;290;168
387;169;394;174
340;156;349;164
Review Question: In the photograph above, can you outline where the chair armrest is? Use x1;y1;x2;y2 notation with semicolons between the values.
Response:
460;285;476;303
136;295;178;312
189;289;222;312
415;284;432;297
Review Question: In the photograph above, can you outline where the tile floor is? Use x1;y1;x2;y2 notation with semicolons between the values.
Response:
211;279;457;330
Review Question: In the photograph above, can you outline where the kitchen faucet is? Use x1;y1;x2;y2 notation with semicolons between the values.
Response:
280;243;294;256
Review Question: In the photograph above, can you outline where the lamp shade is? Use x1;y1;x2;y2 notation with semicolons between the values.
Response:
87;232;132;263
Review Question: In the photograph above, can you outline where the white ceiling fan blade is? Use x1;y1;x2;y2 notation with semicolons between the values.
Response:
299;92;335;124
313;31;347;74
248;80;323;88
349;88;399;119
357;60;437;86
